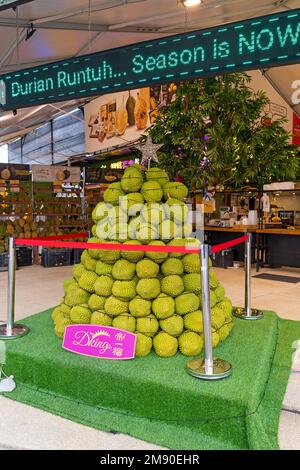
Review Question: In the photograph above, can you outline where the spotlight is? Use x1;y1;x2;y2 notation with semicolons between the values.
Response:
12;109;17;116
181;0;202;7
26;24;37;41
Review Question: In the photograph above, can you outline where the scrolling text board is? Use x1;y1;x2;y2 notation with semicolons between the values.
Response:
0;8;300;110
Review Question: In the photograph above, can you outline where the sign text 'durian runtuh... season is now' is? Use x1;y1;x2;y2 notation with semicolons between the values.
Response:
0;8;300;110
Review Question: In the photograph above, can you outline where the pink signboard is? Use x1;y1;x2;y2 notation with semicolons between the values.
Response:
62;325;136;360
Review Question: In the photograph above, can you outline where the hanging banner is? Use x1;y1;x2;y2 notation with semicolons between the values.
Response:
292;113;300;146
0;163;30;181
32;165;81;182
1;8;300;111
85;84;173;153
85;88;150;153
0;1;34;11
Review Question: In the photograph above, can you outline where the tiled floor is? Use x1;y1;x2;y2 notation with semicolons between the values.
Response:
214;265;300;322
0;264;299;450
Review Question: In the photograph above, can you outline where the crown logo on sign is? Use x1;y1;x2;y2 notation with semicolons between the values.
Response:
92;330;111;339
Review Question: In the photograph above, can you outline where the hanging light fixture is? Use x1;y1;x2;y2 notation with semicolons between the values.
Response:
181;0;202;7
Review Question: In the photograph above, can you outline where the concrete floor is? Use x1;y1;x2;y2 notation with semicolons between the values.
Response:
0;264;299;450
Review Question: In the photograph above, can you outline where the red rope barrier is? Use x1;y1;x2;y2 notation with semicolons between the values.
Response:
15;238;200;254
211;235;249;254
15;234;249;255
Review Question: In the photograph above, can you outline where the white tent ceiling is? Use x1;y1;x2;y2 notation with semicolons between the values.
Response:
0;0;299;143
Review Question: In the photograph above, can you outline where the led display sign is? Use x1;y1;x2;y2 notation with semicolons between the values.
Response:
0;8;300;111
0;0;34;11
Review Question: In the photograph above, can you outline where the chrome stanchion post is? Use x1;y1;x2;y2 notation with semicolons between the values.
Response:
245;231;252;317
0;237;29;340
234;233;263;320
186;243;232;380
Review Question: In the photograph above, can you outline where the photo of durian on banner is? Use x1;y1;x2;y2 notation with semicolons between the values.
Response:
52;164;234;358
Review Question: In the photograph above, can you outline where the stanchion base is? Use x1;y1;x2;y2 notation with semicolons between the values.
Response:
233;307;263;320
0;323;29;340
186;358;232;380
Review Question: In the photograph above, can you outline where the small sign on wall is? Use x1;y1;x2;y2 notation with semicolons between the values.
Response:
62;325;137;360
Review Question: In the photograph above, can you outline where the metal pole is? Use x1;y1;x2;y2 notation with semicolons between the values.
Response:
245;233;252;317
186;243;232;380
50;119;54;165
0;238;29;340
234;233;263;320
201;243;213;374
7;237;15;335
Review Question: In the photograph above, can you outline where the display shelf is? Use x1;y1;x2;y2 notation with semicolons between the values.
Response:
35;201;82;205
0;214;28;217
35;214;83;217
214;188;300;194
0;201;31;205
33;189;82;194
50;224;86;228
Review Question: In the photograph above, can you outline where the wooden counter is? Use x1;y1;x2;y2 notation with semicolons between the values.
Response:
204;225;300;269
257;228;300;236
205;226;300;236
205;225;257;233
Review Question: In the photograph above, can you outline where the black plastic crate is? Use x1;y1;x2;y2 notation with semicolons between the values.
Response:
0;252;9;271
16;246;33;267
73;248;84;265
41;248;73;268
212;249;234;269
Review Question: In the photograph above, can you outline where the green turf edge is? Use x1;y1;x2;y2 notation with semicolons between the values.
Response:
2;314;300;450
4;383;248;450
246;318;300;450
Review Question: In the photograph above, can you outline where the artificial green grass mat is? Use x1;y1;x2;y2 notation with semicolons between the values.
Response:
3;309;300;450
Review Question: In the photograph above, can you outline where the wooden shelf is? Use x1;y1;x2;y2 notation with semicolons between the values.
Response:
1;201;31;205
34;189;82;194
0;214;25;218
205;225;258;233
35;213;83;217
257;228;300;236
34;201;81;205
53;225;86;228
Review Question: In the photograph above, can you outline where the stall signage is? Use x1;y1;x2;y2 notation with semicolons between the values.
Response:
0;163;30;181
31;165;81;182
0;8;300;110
0;1;34;11
62;325;136;360
85;167;124;184
9;180;20;193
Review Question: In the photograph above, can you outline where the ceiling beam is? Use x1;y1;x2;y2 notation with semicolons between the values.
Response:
75;31;104;57
158;1;280;32
0;0;289;35
0;17;173;33
31;0;142;24
0;28;27;67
